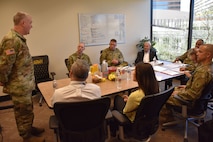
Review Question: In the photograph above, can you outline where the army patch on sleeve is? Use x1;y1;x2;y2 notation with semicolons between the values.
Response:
5;48;15;55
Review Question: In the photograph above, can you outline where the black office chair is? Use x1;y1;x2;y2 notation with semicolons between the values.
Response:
0;95;14;110
64;58;70;77
162;80;213;142
207;85;213;110
32;55;56;106
112;87;174;141
49;97;111;142
208;99;213;110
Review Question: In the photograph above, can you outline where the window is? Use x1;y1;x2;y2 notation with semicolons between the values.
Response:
152;0;213;61
192;0;213;44
152;0;190;61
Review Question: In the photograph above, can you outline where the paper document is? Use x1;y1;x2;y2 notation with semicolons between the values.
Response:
129;67;135;71
161;70;180;76
150;61;164;66
164;63;187;69
153;66;167;72
156;75;162;81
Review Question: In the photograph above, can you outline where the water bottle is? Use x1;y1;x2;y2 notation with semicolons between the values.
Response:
126;66;131;81
53;79;57;89
115;68;121;89
101;60;108;78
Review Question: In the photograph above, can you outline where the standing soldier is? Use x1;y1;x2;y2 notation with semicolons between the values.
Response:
0;12;45;142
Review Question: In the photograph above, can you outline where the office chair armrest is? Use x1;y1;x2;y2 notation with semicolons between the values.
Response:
112;110;131;125
173;94;191;106
50;72;56;79
49;115;58;129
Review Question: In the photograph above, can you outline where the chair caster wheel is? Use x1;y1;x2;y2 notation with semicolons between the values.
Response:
184;138;188;142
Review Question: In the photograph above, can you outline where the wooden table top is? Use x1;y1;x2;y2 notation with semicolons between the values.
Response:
38;60;185;108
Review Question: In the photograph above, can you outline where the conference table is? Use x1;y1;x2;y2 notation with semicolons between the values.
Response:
38;60;185;108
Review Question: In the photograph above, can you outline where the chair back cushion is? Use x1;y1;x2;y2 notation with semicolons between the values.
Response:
32;55;51;83
133;87;174;140
53;97;110;142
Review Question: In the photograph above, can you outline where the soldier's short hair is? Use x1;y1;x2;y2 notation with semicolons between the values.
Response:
13;12;28;25
70;59;89;80
205;44;213;54
110;39;117;43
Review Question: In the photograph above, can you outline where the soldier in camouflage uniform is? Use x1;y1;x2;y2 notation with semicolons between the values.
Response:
67;42;92;72
0;12;45;142
100;39;128;67
182;48;198;72
175;39;204;85
174;39;204;63
161;44;213;123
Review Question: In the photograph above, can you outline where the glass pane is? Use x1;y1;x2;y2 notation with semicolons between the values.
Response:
152;0;190;61
192;0;213;45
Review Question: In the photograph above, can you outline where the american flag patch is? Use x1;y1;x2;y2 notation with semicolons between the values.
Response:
5;48;15;55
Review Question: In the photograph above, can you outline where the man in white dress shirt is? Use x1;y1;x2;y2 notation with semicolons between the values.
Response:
51;59;101;106
135;41;158;64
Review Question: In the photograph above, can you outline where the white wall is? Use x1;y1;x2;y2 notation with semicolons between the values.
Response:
0;0;150;79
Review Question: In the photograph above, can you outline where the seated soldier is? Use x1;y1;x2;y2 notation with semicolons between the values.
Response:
67;42;92;71
100;39;128;67
161;44;213;123
179;48;198;84
174;39;204;63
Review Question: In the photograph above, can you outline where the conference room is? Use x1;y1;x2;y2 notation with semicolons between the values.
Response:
0;0;213;142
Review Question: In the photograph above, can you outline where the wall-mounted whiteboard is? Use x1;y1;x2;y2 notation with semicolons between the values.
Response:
78;13;125;46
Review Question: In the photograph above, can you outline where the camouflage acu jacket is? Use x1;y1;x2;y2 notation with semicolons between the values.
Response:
0;29;35;94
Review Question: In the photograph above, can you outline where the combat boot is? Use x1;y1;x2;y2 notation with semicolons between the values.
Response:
23;135;45;142
31;126;45;136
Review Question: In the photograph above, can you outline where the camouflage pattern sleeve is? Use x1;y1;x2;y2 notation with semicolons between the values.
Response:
0;39;17;83
185;62;196;72
178;51;188;62
116;48;124;64
100;49;112;66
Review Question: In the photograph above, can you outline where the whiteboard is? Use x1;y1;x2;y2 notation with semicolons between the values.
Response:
78;13;125;46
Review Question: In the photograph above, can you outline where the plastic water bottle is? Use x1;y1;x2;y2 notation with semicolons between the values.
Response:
53;79;57;89
126;66;131;81
101;60;108;78
115;68;121;89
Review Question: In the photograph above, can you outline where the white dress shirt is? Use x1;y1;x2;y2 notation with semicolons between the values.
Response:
51;81;101;106
143;50;150;63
